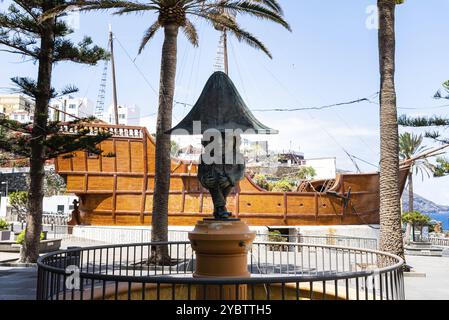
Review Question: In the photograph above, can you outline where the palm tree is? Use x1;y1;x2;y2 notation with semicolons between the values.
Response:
399;132;435;212
49;0;290;263
377;0;405;261
399;132;435;244
402;211;431;242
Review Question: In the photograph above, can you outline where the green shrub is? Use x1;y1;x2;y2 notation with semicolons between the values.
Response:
253;174;270;190
0;219;9;230
9;191;28;222
296;166;317;180
16;230;45;245
271;179;294;192
268;230;287;242
267;230;289;251
402;211;431;226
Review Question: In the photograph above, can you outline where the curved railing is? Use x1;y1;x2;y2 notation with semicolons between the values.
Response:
37;241;404;300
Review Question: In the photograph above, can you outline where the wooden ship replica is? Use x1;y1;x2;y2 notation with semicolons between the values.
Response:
55;71;410;227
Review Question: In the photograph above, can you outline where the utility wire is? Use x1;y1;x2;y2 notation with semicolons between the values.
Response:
173;94;378;113
114;35;159;98
398;103;449;110
252;94;378;112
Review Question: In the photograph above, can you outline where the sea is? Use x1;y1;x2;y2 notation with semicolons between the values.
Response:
427;212;449;231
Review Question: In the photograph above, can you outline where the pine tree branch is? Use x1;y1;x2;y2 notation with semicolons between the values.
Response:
0;37;39;58
398;115;449;127
13;1;41;25
53;36;107;64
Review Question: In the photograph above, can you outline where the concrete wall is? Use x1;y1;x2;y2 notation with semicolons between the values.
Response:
71;224;379;248
72;225;190;244
0;194;77;218
42;195;77;214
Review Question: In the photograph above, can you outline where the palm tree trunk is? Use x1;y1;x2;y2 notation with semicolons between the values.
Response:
20;20;55;263
150;24;179;264
378;0;405;261
408;171;413;212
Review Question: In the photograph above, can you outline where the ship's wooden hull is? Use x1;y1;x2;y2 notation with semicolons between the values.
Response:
56;124;409;226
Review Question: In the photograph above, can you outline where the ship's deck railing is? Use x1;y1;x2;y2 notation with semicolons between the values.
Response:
59;123;146;139
37;241;404;300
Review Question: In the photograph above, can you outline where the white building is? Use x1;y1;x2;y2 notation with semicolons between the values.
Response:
0;94;34;122
10;110;33;123
301;157;337;180
49;97;94;121
243;139;269;159
102;104;140;126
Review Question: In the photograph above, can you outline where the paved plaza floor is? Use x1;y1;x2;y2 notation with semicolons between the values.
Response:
0;237;109;300
0;266;37;300
404;255;449;300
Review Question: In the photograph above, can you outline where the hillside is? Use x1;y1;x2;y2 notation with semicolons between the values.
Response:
402;193;449;214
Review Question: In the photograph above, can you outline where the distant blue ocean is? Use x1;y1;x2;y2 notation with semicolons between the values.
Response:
427;212;449;231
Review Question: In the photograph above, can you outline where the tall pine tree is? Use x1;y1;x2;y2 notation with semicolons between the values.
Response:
398;79;449;177
0;1;109;262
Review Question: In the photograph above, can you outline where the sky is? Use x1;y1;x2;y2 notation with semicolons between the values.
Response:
1;0;449;205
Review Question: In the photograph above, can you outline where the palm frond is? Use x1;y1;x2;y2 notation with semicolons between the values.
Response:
193;10;272;58
210;0;291;31
181;18;199;46
41;0;154;21
138;20;161;54
250;0;284;14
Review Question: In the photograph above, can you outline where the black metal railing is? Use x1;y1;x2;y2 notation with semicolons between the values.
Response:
429;237;449;247
255;233;378;250
37;241;404;300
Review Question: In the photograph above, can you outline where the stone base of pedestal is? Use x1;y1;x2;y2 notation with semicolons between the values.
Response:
189;219;256;300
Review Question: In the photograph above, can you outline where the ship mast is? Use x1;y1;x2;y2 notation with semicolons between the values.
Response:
213;31;229;75
109;25;119;125
223;30;228;75
213;3;234;75
94;25;119;124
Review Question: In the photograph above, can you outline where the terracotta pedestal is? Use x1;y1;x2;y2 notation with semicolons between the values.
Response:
188;219;256;300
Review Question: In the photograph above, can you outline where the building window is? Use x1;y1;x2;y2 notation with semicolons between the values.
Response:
69;104;76;109
21;115;25;120
119;114;126;119
13;115;18;120
57;205;64;213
